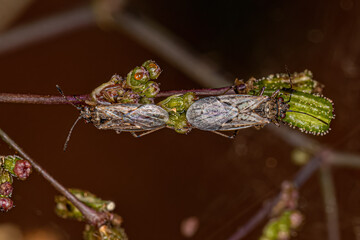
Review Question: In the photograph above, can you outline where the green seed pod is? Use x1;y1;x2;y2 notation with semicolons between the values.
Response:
251;70;324;94
83;225;128;240
126;66;150;88
55;189;115;221
142;60;162;79
258;89;334;135
142;81;160;98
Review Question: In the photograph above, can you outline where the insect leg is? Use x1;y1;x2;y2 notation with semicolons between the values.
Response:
130;127;164;138
271;89;280;98
210;131;237;139
259;87;265;96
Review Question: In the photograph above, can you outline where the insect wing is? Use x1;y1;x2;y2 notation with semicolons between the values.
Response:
186;95;269;131
126;104;169;130
96;104;169;131
186;96;238;131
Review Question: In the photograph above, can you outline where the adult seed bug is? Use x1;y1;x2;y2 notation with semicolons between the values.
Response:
186;86;329;138
56;86;169;150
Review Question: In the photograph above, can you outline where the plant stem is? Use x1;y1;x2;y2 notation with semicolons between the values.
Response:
0;86;239;105
0;128;108;227
227;155;322;240
320;164;340;240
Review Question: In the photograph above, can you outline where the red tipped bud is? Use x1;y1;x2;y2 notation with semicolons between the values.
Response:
0;197;13;211
14;160;32;180
0;182;13;197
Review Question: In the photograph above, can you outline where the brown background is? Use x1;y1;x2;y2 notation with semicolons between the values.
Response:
0;0;359;239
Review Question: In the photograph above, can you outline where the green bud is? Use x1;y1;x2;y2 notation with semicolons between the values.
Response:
158;94;186;112
0;168;13;184
291;149;310;165
251;70;323;94
253;89;334;135
142;81;160;98
142;60;162;79
183;92;197;109
126;66;150;88
167;112;190;134
55;188;115;221
263;220;278;239
83;225;128;240
139;97;154;104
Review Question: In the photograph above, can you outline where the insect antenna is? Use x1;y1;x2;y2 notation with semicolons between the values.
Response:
55;85;82;110
56;85;84;151
63;116;82;151
287;110;329;125
283;65;294;103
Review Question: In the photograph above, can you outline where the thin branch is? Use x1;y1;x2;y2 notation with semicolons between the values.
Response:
227;155;322;240
113;11;231;88
327;151;360;169
320;164;341;240
0;6;94;55
0;128;108;227
0;86;239;105
0;93;90;104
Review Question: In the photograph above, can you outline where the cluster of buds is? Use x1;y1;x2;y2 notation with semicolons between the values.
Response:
260;210;304;240
235;70;324;95
88;60;162;105
0;155;32;212
260;181;303;240
234;70;334;135
55;189;127;240
158;92;198;134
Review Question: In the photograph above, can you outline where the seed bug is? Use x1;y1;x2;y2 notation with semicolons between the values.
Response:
186;85;329;138
186;89;288;138
56;86;169;150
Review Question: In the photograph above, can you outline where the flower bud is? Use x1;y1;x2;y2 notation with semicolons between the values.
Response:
0;169;13;184
0;182;13;197
142;60;162;79
126;66;150;88
142;81;160;98
3;155;32;180
0;197;13;212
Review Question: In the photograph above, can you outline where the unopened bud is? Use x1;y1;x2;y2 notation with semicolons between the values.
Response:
0;197;13;212
0;182;13;197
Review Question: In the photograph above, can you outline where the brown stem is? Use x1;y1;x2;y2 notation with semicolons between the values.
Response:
227;155;322;240
0;86;238;105
0;128;108;227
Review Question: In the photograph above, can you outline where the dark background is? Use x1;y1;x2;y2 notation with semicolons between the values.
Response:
0;0;359;239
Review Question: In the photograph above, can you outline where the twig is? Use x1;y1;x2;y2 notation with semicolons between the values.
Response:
227;155;321;240
113;11;231;88
0;87;238;105
0;128;108;227
327;151;360;169
0;93;90;104
0;6;94;55
320;164;341;240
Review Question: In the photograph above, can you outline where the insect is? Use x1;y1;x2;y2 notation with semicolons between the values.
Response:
56;86;169;150
186;88;328;138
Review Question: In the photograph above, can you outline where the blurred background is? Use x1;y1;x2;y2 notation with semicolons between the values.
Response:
0;0;359;239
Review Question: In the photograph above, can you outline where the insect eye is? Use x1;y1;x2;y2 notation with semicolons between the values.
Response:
280;112;286;119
